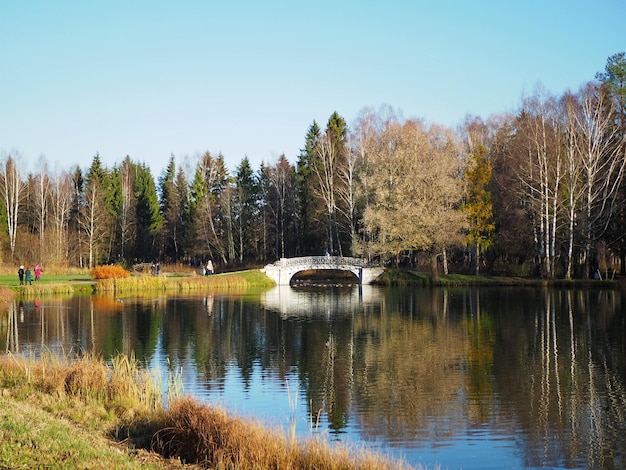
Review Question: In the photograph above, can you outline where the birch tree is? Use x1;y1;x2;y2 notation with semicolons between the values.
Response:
0;154;26;260
33;155;50;262
313;132;340;256
49;166;73;263
191;152;228;265
515;88;563;278
267;155;296;259
562;92;586;279
575;82;626;277
118;156;136;261
311;112;348;256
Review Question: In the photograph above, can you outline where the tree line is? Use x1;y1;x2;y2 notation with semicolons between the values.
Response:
1;53;624;279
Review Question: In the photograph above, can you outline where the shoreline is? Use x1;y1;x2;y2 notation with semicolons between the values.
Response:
0;268;619;303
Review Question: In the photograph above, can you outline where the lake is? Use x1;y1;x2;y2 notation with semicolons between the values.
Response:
2;285;625;469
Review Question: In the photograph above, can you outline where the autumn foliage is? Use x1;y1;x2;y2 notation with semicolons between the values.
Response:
90;265;130;279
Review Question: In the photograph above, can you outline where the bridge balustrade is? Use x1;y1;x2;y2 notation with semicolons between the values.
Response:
270;256;376;268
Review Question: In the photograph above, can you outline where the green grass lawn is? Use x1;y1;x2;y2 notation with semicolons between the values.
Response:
0;274;93;287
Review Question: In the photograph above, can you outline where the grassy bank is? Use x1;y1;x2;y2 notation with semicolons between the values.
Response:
0;353;414;469
0;269;275;298
94;270;275;295
374;269;619;288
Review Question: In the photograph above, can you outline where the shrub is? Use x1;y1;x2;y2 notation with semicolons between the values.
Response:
91;265;130;280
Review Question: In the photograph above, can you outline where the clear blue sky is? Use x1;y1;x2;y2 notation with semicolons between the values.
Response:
1;1;624;177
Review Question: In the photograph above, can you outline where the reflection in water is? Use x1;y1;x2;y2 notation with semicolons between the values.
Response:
0;287;624;469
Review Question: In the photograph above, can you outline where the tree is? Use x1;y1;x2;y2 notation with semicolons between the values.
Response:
463;144;495;274
296;121;322;255
362;118;466;275
562;91;586;279
49;165;73;263
0;154;26;261
81;154;110;268
190;152;229;265
311;112;348;256
69;165;84;267
350;106;400;261
134;163;163;262
119;156;137;261
338;134;361;257
257;163;273;262
575;82;626;277
596;52;626;273
233;157;259;264
267;155;296;259
514;87;563;278
33;155;50;262
159;155;182;261
596;52;626;132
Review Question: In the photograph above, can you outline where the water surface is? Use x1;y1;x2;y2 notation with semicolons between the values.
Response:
2;286;624;469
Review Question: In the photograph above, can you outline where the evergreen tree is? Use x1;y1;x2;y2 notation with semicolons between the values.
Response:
296;121;321;255
234;156;259;264
82;153;111;268
174;166;190;262
597;52;626;273
134;164;163;262
256;162;273;261
159;155;182;261
69;165;84;267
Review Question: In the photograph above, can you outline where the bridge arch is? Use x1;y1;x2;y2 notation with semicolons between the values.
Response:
261;256;383;286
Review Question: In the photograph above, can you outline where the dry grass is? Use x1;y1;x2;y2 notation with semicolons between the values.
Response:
0;353;415;469
0;263;90;276
96;270;274;294
152;397;411;469
0;285;15;302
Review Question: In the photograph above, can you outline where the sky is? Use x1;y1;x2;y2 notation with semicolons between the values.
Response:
1;1;624;178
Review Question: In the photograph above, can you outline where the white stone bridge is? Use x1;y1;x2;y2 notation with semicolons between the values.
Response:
261;256;384;286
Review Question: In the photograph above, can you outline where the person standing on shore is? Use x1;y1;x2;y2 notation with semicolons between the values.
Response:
34;263;41;281
18;265;24;285
24;266;32;285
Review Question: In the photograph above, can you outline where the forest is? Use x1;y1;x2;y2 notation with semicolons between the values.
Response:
1;53;624;279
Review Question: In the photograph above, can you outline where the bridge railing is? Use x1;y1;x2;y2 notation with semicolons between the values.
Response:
269;256;377;268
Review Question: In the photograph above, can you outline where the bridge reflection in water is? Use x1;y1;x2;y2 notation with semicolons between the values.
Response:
261;256;383;286
260;285;380;319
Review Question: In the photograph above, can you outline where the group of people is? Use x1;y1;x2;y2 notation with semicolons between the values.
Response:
150;262;161;276
200;259;214;276
18;263;42;285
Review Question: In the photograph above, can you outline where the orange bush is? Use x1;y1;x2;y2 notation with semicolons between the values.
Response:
90;265;130;279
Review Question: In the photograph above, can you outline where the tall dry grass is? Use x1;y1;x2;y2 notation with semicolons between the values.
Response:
0;285;15;302
96;270;274;294
0;352;163;416
152;397;412;470
0;353;414;469
18;284;77;296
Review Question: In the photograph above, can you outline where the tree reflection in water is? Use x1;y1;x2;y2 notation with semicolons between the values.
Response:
0;286;624;469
